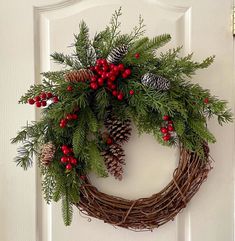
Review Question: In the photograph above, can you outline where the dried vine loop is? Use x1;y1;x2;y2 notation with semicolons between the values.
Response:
76;147;212;231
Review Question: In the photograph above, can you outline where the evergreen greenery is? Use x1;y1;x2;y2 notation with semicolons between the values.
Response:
12;7;233;226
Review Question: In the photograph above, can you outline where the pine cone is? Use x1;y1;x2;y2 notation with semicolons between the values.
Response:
105;116;132;144
102;144;125;180
107;45;128;64
40;142;56;166
64;69;94;82
141;73;170;91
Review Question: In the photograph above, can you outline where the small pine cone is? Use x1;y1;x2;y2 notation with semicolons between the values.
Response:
106;45;128;64
141;73;170;91
105;116;132;144
40;142;56;166
64;69;94;83
102;144;125;180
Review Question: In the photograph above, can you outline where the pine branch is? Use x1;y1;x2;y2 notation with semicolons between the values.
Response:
86;108;99;133
145;34;171;52
42;71;67;84
72;122;86;157
74;21;96;67
129;15;146;42
94;88;110;119
51;52;80;69
188;119;216;143
92;28;111;58
106;7;122;53
62;190;73;226
42;168;56;204
14;141;35;170
87;142;108;177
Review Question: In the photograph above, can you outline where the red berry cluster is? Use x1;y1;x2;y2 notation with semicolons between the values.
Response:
160;115;174;142
28;92;58;107
60;145;78;171
59;111;79;128
89;59;132;101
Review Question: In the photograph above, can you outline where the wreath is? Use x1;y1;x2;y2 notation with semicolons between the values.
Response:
12;8;232;230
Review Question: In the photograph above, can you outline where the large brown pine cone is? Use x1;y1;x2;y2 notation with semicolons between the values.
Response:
102;143;125;180
104;116;132;144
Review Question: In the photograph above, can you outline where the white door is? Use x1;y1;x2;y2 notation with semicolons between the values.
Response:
0;0;234;241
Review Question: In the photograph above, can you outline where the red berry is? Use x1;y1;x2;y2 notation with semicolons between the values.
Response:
53;96;59;103
168;120;173;124
161;127;168;134
112;90;118;96
67;85;73;91
107;81;113;87
28;98;35;105
117;92;124;101
103;66;109;72
110;64;115;69
163;135;171;141
110;84;116;90
40;92;47;99
107;137;113;145
90;82;98;90
80;175;86;180
47;92;53;99
89;66;95;71
135;53;140;59
97;78;104;86
204;98;209;104
59;122;66;128
96;59;102;65
72;114;78;120
34;96;41;101
168;125;174;132
61;156;68;163
163;115;170;121
101;73;106;79
60;118;67;124
94;66;100;71
66;114;73;120
41;100;47;107
63;148;70;155
35;101;41;108
122;73;128;79
129;90;134;95
101;59;107;65
110;76;116;81
61;145;68;151
113;66;119;72
70;158;77;165
124;69;131;76
66;163;72;170
60;119;67;128
91;76;97;82
118;64;125;72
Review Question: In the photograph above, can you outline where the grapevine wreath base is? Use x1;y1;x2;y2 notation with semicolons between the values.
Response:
77;146;212;231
